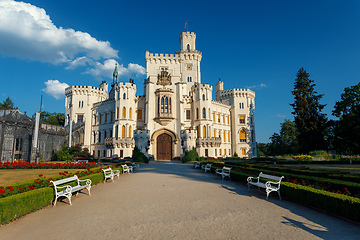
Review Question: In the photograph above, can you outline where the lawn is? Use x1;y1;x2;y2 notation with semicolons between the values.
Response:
0;169;86;185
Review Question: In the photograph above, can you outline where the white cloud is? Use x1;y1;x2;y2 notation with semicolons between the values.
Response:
276;114;286;118
84;59;146;79
0;0;118;64
246;83;267;89
42;80;69;99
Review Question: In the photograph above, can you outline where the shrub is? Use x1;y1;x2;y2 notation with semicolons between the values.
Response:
309;150;330;157
132;146;149;163
182;147;199;163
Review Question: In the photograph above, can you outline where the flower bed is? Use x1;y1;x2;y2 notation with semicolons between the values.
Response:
0;165;123;225
0;165;121;199
0;162;98;169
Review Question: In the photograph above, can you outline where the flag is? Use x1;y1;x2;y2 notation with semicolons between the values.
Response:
184;20;187;30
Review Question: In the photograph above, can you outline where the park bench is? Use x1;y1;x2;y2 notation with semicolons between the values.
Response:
203;163;212;173
102;167;120;183
121;164;133;174
131;162;140;170
77;160;88;163
215;166;232;181
50;175;92;206
247;172;284;200
194;162;200;169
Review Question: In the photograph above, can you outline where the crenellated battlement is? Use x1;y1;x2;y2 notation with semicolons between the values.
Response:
114;81;137;91
65;85;108;97
191;83;213;91
219;88;255;99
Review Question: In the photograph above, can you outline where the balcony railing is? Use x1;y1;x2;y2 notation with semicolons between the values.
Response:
196;137;221;147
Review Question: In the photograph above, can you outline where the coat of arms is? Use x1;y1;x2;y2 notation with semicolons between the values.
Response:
157;70;171;86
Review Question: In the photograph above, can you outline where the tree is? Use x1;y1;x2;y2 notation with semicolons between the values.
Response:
266;119;298;156
132;145;149;163
182;147;199;163
0;97;15;109
290;68;327;153
332;83;360;154
32;111;65;126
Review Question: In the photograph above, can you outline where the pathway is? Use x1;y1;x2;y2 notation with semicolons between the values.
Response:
1;161;359;239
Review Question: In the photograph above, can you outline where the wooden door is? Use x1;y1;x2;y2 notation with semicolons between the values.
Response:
157;133;172;160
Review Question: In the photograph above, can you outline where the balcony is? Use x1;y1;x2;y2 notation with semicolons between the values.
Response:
196;137;221;148
104;137;134;148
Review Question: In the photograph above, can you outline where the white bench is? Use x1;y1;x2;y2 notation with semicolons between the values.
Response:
50;175;91;206
121;164;133;174
193;162;200;169
131;162;140;170
247;172;284;200
102;167;120;183
77;160;88;163
203;163;212;173
215;166;232;181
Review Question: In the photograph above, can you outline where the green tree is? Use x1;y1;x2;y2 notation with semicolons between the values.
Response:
32;111;65;126
132;145;149;163
182;147;199;163
266;119;298;156
290;68;327;153
332;83;360;154
0;97;15;109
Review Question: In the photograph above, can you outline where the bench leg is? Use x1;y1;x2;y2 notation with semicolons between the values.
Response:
68;194;72;205
278;191;281;200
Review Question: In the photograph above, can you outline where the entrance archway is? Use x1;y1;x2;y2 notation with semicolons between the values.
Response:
156;133;172;160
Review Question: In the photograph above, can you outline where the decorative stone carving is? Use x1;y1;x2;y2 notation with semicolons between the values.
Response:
157;71;171;86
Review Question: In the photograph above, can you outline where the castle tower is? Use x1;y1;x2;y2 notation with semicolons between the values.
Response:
180;32;196;51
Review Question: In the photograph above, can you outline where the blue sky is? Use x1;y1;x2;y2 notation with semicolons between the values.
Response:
0;0;359;143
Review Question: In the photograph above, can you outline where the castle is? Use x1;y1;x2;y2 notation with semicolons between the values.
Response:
65;32;256;160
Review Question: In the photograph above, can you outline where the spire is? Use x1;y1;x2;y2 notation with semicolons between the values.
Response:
113;63;119;85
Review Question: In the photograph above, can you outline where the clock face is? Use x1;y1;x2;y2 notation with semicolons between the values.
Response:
187;64;192;70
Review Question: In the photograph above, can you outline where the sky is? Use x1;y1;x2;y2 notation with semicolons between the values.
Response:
0;0;359;143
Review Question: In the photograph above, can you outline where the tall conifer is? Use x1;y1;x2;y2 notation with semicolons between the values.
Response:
290;67;327;153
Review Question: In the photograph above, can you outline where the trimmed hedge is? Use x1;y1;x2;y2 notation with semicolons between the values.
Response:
0;166;122;225
0;187;53;224
211;166;360;223
281;182;360;222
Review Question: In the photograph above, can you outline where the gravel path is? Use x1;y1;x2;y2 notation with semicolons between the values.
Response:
1;161;359;240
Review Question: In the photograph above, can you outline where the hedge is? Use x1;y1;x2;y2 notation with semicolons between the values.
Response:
212;166;360;223
0;166;122;225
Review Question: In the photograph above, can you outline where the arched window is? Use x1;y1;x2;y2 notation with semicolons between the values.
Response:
117;107;119;119
202;108;206;118
228;132;230;142
165;97;168;113
202;94;205;101
187;76;192;82
123;93;126;99
122;107;126;118
196;126;200;138
161;97;164;113
240;129;246;142
208;126;211;137
224;131;226;142
115;126;118;139
129;126;132;138
98;131;101;143
129;108;132;119
196;108;199;119
187;44;190;51
214;129;216;138
203;125;206;138
122;125;125;138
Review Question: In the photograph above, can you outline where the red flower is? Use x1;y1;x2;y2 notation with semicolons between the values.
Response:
39;174;43;177
0;189;5;194
34;180;39;184
18;187;21;189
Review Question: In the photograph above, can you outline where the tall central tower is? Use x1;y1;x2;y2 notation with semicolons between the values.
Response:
180;32;196;51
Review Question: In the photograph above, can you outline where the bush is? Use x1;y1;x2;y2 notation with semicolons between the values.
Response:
309;150;330;157
182;147;200;163
132;146;149;163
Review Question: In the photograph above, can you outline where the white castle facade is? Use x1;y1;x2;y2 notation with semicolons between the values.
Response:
65;32;256;160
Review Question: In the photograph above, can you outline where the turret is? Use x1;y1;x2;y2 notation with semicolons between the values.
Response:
180;32;196;51
215;79;223;101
